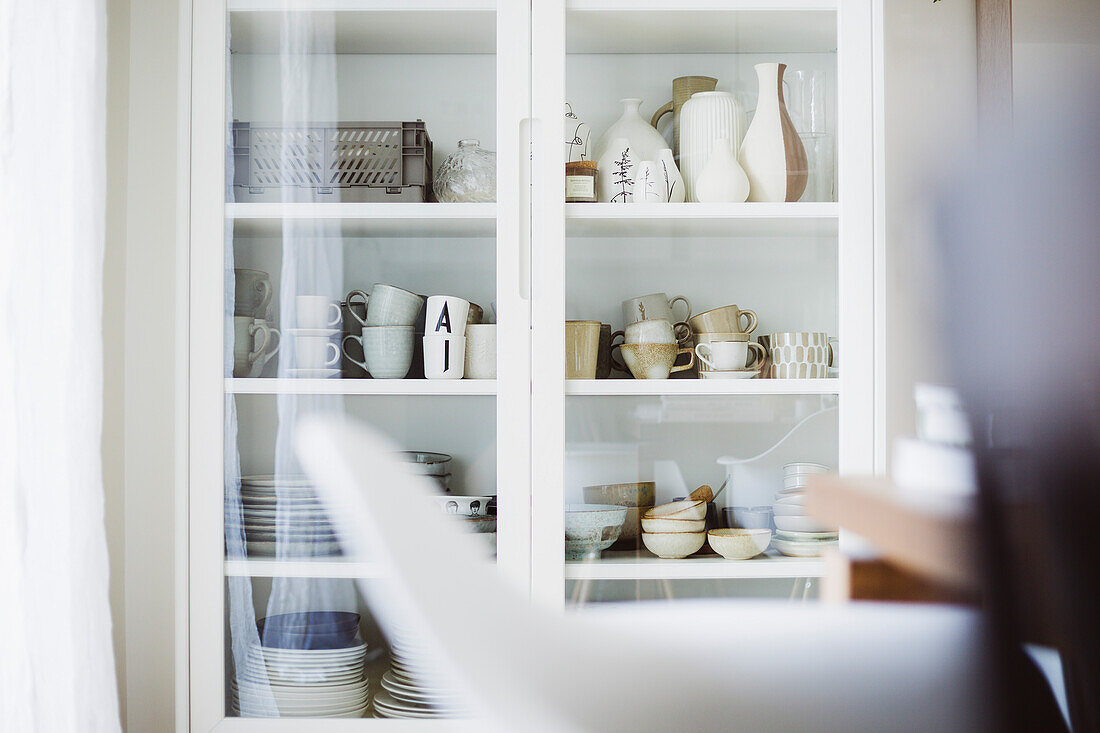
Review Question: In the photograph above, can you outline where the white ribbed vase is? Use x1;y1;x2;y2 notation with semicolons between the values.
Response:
679;91;744;202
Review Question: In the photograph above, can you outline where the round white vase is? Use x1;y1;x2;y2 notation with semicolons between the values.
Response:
656;149;686;203
738;63;808;202
597;137;636;203
632;160;666;203
592;98;669;165
694;138;750;203
679;91;744;202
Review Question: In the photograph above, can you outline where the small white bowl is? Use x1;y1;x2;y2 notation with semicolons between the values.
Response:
771;503;807;517
644;500;707;521
772;536;838;557
783;475;819;490
640;516;706;533
774;515;837;533
707;529;771;560
774;494;807;506
434;495;493;517
642;531;706;559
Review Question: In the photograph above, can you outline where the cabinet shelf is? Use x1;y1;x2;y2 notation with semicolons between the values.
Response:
224;558;383;579
565;203;838;238
566;378;838;396
228;203;496;239
567;2;837;55
566;551;824;580
227;378;497;396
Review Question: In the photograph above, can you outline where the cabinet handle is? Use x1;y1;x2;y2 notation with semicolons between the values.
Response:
519;117;533;301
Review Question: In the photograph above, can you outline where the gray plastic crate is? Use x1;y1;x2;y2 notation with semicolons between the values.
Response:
231;121;433;203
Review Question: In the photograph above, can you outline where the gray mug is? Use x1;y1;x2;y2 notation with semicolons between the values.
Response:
342;325;415;379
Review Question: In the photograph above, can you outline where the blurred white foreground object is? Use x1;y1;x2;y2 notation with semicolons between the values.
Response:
296;416;990;733
914;383;972;446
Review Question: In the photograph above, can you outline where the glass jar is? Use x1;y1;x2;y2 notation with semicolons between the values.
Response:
565;160;598;203
433;139;496;203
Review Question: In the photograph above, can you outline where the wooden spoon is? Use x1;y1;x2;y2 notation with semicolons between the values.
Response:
689;484;714;503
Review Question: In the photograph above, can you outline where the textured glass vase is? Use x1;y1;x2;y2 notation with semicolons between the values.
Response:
434;139;497;203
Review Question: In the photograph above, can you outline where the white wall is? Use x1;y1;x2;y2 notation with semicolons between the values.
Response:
881;0;978;462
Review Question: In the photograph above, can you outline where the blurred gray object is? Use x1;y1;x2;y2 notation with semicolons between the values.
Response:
937;91;1098;733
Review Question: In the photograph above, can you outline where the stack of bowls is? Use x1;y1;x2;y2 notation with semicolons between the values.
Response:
640;500;707;558
233;612;369;719
228;475;341;558
564;504;628;560
434;495;496;557
374;630;469;719
396;451;452;492
771;462;838;557
582;482;655;549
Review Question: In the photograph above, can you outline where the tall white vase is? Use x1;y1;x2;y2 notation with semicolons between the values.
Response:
597;137;636;203
632;160;665;203
679;91;744;202
693;139;750;203
592;98;670;165
655;149;686;203
738;63;808;202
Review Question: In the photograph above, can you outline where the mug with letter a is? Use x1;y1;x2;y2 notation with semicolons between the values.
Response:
425;295;471;337
424;334;466;379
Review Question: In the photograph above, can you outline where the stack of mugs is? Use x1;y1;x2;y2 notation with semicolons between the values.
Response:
608;293;696;380
290;295;344;378
341;284;424;379
770;462;839;557
233;268;280;378
688;304;765;380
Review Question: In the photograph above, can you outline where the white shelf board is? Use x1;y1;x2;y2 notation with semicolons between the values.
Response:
567;3;837;55
228;4;496;55
566;551;824;580
225;558;382;579
228;378;497;395
217;716;483;731
566;202;838;238
229;202;496;238
566;378;839;396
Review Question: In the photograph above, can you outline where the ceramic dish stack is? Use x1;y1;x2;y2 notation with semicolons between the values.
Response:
228;475;341;557
771;462;838;557
232;612;369;719
397;451;453;492
374;631;470;719
640;500;707;559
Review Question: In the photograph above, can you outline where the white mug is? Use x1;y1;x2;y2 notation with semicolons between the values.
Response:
232;316;271;377
425;295;471;336
464;324;496;379
294;335;340;370
622;318;677;345
695;340;766;371
246;319;281;377
295;295;341;330
423;334;466;379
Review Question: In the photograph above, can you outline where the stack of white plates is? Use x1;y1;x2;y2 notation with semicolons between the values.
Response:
772;463;839;557
373;633;469;719
227;475;341;557
232;614;369;719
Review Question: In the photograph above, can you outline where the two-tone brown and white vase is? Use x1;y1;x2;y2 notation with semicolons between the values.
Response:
738;63;808;202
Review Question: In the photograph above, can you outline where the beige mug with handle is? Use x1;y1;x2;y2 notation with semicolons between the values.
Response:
650;76;719;158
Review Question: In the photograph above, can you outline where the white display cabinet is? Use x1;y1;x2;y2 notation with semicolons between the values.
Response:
186;0;879;728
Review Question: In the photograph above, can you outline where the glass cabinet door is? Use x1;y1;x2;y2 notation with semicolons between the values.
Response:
530;0;874;607
189;0;530;725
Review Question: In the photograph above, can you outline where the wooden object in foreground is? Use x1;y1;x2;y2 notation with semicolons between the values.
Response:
806;476;978;603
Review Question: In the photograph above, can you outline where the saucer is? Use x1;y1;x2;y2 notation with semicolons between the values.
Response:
287;328;340;338
287;368;341;379
699;369;758;380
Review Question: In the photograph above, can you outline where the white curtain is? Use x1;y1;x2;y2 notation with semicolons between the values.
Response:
0;0;121;731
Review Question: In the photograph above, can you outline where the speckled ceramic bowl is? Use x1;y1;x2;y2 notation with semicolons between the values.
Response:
564;504;628;559
640;516;706;533
707;528;771;560
644;499;707;521
641;531;706;559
